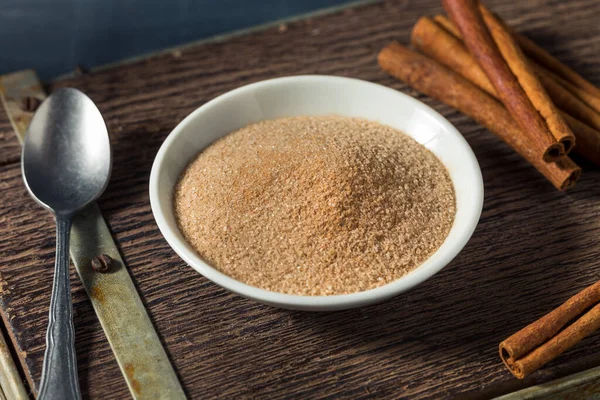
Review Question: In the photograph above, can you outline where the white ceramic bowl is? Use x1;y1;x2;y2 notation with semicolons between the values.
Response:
150;75;483;311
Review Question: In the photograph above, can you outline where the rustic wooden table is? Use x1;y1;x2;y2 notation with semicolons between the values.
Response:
2;0;600;398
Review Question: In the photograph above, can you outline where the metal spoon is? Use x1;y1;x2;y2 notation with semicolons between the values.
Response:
22;88;111;400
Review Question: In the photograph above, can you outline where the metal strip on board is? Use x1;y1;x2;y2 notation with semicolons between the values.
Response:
0;324;28;400
494;365;600;399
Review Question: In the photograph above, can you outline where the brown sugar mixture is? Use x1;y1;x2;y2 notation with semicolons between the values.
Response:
174;116;456;295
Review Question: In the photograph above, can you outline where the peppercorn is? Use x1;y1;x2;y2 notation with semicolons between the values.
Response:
91;254;112;273
19;96;41;112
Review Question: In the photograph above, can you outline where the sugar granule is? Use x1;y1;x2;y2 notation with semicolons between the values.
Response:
174;116;456;295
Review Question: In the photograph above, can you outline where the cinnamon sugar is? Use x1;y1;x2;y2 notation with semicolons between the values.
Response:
174;116;456;295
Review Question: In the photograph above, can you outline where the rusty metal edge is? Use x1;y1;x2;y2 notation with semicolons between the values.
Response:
0;325;28;400
0;69;41;145
494;365;600;400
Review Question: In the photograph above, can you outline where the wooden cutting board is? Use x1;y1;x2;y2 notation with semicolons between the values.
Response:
2;0;600;398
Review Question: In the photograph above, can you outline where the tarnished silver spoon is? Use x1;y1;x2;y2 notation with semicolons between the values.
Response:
22;88;111;399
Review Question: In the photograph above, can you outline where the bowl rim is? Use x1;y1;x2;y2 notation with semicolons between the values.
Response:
149;75;484;310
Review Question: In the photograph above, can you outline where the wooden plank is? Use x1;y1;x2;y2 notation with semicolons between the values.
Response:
0;106;19;165
1;0;600;398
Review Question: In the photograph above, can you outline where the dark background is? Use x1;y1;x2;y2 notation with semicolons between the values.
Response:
0;0;361;80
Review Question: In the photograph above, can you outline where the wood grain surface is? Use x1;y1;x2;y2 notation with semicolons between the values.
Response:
2;0;600;398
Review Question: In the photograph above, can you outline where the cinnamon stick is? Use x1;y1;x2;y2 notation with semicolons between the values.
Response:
412;16;600;165
378;42;580;190
478;5;575;154
536;68;600;134
562;114;600;165
441;0;564;161
412;16;495;94
515;28;600;100
536;62;600;116
433;13;465;38
435;14;600;118
500;280;600;378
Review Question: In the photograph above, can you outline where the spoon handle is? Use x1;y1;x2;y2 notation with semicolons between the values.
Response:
38;216;82;400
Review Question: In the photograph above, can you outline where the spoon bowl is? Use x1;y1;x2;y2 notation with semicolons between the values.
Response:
21;87;111;400
22;88;111;215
